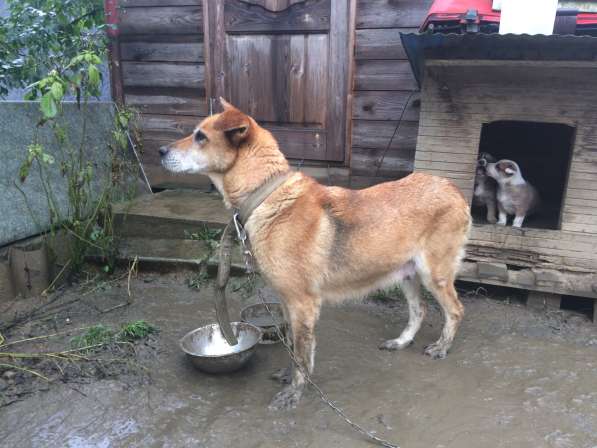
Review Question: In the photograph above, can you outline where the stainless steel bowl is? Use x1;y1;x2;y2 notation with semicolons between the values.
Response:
180;322;261;374
240;302;288;344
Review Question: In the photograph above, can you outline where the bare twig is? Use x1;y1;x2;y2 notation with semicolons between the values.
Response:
0;326;94;349
41;259;72;297
0;363;50;382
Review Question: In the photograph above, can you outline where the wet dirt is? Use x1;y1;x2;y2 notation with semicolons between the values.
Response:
1;274;596;448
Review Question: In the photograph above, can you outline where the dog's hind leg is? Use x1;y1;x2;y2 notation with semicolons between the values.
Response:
271;300;294;384
268;296;320;411
379;274;426;351
418;255;464;360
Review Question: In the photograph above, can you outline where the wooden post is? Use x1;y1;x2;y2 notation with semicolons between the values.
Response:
104;0;124;105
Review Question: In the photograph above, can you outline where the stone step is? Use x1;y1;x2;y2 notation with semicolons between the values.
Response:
105;190;247;274
113;190;231;240
89;237;247;274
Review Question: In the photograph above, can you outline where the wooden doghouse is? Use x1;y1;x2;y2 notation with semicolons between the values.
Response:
402;33;597;317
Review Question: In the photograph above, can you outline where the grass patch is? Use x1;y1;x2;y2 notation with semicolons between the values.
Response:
70;320;157;349
117;320;157;341
187;270;210;290
70;325;113;348
370;286;405;302
186;225;222;251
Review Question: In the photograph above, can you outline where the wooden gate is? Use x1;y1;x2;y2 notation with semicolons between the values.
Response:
204;0;352;162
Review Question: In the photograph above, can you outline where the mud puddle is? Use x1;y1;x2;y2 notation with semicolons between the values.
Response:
1;274;596;448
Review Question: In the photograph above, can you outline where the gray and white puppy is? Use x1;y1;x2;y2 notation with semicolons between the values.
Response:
474;152;498;224
486;159;539;228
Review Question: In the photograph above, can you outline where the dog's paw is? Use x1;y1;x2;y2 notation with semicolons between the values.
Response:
270;367;292;384
423;342;448;360
268;386;303;411
379;339;413;351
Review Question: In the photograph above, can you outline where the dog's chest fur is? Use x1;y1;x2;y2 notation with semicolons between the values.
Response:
498;183;538;215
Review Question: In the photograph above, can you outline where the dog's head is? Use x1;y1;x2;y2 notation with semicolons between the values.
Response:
160;98;254;174
476;152;496;176
486;159;523;184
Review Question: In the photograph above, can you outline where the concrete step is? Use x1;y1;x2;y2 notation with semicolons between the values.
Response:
104;190;247;274
112;237;246;274
113;190;231;240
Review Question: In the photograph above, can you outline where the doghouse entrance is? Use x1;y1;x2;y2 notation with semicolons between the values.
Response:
475;121;575;230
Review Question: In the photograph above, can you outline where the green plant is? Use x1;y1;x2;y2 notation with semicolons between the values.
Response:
185;225;223;290
0;0;105;97
187;225;222;251
369;286;405;302
71;321;157;349
18;51;141;277
187;270;210;290
117;320;157;341
70;324;114;348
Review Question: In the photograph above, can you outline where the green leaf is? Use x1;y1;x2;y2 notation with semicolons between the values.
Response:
40;92;58;119
87;64;100;88
50;81;63;101
24;89;38;101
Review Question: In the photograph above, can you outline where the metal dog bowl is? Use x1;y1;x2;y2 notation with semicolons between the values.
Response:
180;322;261;374
240;302;288;344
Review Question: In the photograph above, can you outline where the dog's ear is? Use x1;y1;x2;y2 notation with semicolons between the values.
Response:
498;161;516;176
214;108;251;147
219;97;235;111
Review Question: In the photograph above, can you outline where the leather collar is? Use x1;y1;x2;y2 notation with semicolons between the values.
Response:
235;170;293;226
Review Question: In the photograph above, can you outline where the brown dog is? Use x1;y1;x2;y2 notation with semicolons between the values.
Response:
160;99;471;410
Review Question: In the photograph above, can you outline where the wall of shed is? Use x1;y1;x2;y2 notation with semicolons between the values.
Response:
116;0;429;188
119;0;209;189
350;0;431;188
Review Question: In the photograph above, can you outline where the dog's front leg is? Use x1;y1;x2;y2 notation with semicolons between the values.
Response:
268;298;320;411
486;198;498;224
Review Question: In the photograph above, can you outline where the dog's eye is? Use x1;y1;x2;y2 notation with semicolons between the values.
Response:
195;130;207;143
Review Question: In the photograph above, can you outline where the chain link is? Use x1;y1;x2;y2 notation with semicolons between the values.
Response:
238;237;400;448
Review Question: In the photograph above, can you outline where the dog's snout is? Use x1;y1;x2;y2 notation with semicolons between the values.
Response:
159;146;170;157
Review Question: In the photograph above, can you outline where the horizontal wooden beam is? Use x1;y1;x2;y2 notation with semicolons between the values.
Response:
120;5;203;35
353;91;420;121
121;41;203;63
355;28;416;60
355;0;432;29
354;60;417;91
122;62;205;89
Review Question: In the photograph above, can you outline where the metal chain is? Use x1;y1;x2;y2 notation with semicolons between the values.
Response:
234;223;400;448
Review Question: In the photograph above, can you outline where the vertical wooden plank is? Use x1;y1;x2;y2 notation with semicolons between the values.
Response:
248;36;275;120
325;0;349;161
204;0;226;111
345;0;357;165
288;35;306;123
227;36;252;115
304;35;328;126
104;0;125;104
272;35;291;123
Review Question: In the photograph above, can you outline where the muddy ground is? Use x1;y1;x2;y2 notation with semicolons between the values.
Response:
1;273;596;448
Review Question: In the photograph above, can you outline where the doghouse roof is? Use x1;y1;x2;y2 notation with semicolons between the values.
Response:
401;33;597;88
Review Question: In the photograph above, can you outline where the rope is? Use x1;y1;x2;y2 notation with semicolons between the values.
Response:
374;91;417;179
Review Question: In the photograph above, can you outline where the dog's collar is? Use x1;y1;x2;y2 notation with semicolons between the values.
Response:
233;170;293;227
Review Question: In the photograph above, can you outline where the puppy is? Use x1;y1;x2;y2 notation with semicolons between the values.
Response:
160;99;471;410
473;152;498;224
486;159;539;228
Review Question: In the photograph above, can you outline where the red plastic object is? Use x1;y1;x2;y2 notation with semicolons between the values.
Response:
421;0;597;31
